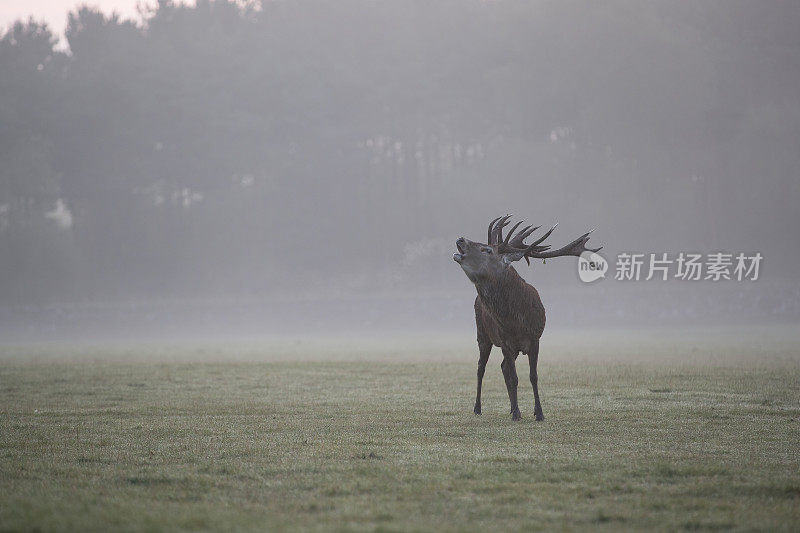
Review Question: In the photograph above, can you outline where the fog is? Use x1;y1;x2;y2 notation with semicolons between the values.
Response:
1;0;799;342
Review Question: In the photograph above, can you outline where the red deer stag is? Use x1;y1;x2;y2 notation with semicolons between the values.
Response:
453;216;601;421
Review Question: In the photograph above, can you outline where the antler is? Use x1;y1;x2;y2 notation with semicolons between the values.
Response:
508;224;539;248
525;229;602;259
487;215;512;245
489;216;601;264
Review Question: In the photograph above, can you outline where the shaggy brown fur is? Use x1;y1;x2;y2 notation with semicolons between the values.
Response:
454;216;600;421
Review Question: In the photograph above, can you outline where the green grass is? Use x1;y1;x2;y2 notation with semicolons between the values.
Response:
1;327;799;531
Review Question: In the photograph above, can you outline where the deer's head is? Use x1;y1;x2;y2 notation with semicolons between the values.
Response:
453;215;601;283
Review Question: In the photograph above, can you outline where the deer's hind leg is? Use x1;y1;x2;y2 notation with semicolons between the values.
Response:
501;347;521;421
528;339;544;421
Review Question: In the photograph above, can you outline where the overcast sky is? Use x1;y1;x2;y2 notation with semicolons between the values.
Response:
1;0;161;38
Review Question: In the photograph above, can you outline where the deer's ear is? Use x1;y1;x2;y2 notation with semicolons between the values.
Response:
502;252;524;265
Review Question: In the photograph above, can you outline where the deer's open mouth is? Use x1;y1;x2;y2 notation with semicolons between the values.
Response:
454;238;466;262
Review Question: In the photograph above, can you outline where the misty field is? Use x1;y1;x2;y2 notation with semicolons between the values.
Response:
1;328;799;531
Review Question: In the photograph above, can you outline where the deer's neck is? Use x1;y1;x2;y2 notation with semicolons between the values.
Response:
474;267;528;325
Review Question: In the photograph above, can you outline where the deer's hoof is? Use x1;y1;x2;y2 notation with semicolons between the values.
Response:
534;407;545;421
511;410;522;421
473;404;481;415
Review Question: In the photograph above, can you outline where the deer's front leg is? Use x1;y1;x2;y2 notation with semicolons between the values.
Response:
529;339;544;421
501;348;521;421
474;340;492;415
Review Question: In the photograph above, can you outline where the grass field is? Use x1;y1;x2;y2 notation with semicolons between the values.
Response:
1;326;799;531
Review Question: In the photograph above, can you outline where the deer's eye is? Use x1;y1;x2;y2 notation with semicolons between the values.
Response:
482;247;492;254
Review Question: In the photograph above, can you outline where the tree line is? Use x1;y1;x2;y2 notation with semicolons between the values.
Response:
1;0;798;304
